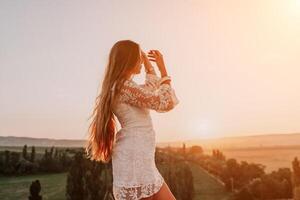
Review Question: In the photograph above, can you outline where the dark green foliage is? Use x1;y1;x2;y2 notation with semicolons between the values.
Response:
189;145;203;155
234;187;254;200
1;151;21;175
292;157;300;199
23;144;28;160
66;151;112;200
66;151;85;200
221;159;265;191
28;180;42;200
30;146;36;162
241;168;293;200
66;148;194;200
187;147;293;199
0;149;38;175
212;149;226;161
156;148;195;200
16;159;39;174
38;146;72;173
0;146;74;175
293;157;300;186
1;146;194;199
5;150;10;164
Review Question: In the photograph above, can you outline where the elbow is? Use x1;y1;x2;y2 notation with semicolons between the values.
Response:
165;93;180;111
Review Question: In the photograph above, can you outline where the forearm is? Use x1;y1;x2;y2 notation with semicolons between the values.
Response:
146;69;157;76
159;65;171;85
145;64;171;85
145;65;157;76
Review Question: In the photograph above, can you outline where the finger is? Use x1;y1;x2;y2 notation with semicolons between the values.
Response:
148;51;155;55
149;50;158;55
147;54;156;59
154;50;161;56
148;51;156;55
147;54;155;58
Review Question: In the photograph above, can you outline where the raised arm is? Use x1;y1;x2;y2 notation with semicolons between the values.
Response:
118;79;179;113
139;73;161;92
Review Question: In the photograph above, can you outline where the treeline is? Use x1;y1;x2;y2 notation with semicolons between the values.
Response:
66;147;195;200
1;144;195;199
175;143;300;200
0;145;74;175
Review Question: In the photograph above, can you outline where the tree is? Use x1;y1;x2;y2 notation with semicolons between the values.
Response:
28;180;42;200
182;142;186;157
23;144;28;160
66;151;109;200
189;145;203;155
30;146;36;163
4;150;10;165
49;146;54;159
292;157;300;200
66;151;85;200
212;149;226;161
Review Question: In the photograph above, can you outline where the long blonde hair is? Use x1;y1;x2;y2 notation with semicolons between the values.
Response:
85;40;141;163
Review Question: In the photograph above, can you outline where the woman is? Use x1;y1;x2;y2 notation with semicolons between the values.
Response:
85;40;179;200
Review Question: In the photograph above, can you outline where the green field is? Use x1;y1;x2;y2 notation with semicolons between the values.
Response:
0;173;67;200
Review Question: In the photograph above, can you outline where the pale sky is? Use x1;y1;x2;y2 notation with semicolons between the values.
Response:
1;0;300;143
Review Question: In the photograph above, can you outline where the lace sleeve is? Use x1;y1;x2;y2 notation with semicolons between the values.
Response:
139;73;161;92
118;79;179;113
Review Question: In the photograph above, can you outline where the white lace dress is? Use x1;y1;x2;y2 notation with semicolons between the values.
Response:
111;73;179;200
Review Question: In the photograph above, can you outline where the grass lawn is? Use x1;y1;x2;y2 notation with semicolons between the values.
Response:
188;162;233;200
0;172;67;200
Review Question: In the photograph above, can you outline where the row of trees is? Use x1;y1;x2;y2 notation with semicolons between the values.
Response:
66;147;195;200
227;157;300;199
2;144;195;199
0;145;73;175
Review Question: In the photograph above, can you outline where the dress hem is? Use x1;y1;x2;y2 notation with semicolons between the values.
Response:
112;175;165;200
138;178;164;199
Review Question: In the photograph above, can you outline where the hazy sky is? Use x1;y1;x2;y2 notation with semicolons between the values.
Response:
1;0;300;142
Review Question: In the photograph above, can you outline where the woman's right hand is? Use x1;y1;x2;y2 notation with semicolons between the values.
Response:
147;50;167;74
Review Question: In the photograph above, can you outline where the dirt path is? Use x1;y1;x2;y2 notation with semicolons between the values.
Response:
188;162;233;200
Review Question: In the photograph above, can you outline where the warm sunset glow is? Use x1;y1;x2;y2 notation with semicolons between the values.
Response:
189;119;215;139
288;0;300;17
1;0;300;142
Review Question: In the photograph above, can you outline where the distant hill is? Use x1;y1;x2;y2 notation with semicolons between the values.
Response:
0;136;85;147
158;132;300;150
1;133;300;149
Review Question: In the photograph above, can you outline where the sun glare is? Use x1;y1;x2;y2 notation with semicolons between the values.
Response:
189;119;218;139
288;0;300;17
